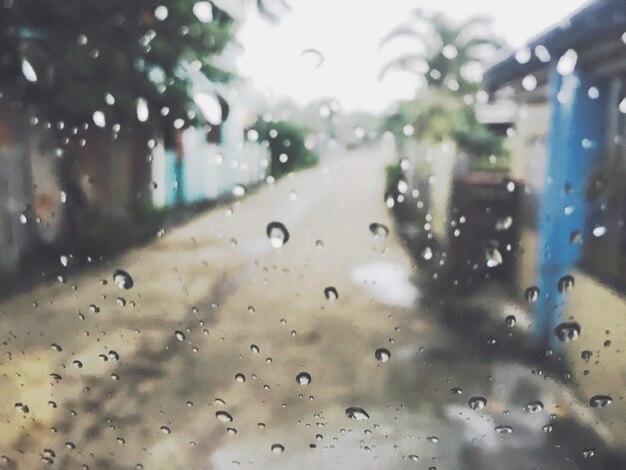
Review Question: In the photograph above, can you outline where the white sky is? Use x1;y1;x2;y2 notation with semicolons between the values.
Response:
237;0;589;113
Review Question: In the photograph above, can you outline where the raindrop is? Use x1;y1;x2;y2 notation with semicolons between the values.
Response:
21;59;38;82
427;436;439;443
51;343;62;352
296;372;312;386
160;425;171;435
592;225;607;237
175;330;186;341
250;344;260;354
450;387;463;395
14;402;29;413
323;287;338;301
589;395;612;408
581;350;592;362
557;274;574;293
235;373;246;383
468;396;487;410
484;245;503;268
408;454;419;462
226;427;237;435
266;222;290;248
345;407;369;421
505;315;516;327
93;111;106;128
542;424;554;433
523;401;544;414
300;48;325;70
554;322;581;342
193;1;213;23
72;360;83;368
369;223;389;239
113;269;134;289
132;98;148;124
495;215;513;231
271;443;285;454
421;245;434;261
89;304;100;313
154;5;169;21
374;348;391;363
215;411;233;423
582;449;595;459
495;425;513;434
232;185;245;197
524;286;540;302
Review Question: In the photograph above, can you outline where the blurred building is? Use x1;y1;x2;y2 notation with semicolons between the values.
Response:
150;1;269;208
484;0;626;343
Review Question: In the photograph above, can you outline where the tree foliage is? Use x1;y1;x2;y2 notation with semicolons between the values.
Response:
0;0;234;130
379;9;501;94
252;118;318;179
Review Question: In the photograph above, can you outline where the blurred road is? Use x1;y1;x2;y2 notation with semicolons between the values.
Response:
0;142;623;469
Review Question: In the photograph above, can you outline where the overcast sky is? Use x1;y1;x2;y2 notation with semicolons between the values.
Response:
237;0;589;113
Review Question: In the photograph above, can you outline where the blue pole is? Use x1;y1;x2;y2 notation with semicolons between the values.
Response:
534;64;609;348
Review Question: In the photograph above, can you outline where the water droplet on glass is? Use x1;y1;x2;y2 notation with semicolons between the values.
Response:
554;322;581;342
193;1;213;23
160;426;171;435
375;348;391;363
232;185;245;197
14;402;29;413
421;245;434;261
495;425;513;434
300;48;324;70
505;315;516;327
175;330;185;341
216;411;233;423
250;344;260;354
582;448;595;458
235;373;246;383
592;225;606;237
581;350;592;362
557;274;575;293
113;269;134;289
267;221;289;248
136;97;149;122
93;111;106;128
323;287;338;301
589;395;612;408
427;436;439;443
369;223;389;239
271;443;285;454
542;424;554;433
523;401;544;413
51;343;62;352
484;245;503;268
468;396;487;410
296;372;312;386
408;454;419;461
345;407;369;421
495;215;513;231
525;286;540;302
21;59;38;82
72;360;83;368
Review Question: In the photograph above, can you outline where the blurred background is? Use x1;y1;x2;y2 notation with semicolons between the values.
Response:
0;0;624;468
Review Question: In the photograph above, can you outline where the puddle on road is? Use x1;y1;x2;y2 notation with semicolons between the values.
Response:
350;261;418;307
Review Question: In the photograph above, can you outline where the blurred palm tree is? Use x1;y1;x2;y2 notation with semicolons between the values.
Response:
379;9;502;94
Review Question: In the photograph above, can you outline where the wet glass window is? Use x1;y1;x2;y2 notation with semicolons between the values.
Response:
0;0;625;469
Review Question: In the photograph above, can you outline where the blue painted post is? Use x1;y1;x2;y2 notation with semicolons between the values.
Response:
534;64;609;347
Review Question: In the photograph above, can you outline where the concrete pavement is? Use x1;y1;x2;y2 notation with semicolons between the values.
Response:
0;142;623;469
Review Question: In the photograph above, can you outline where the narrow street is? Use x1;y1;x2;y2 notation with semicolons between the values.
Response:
0;143;623;470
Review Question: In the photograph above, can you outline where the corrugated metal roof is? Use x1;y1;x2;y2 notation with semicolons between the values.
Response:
484;0;626;90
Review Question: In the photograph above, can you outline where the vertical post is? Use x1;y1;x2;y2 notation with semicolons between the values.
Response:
534;63;609;347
